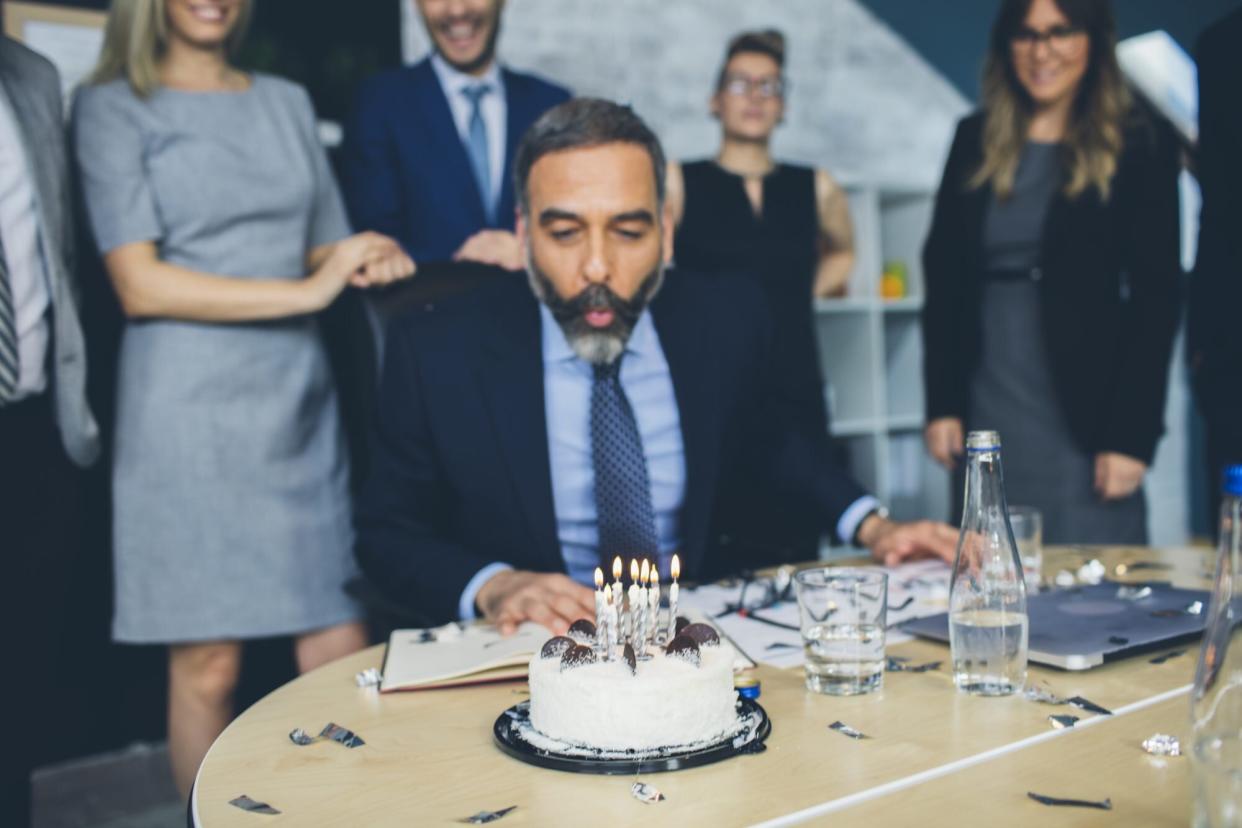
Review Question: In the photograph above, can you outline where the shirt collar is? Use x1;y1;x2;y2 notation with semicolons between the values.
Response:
539;303;657;365
430;52;502;97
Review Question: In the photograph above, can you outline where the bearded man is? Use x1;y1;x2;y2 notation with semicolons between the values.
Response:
355;98;956;633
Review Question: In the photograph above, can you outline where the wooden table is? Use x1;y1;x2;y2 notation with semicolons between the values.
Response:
192;546;1212;826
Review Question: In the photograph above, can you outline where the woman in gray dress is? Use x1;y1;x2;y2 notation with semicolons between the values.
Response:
73;0;413;796
922;0;1181;544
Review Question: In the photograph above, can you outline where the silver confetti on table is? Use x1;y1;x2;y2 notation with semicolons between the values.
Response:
1054;569;1076;587
1142;733;1182;757
1076;559;1106;585
354;667;382;688
1068;696;1113;716
886;657;942;673
631;782;666;803
229;795;281;815
289;722;365;748
1187;600;1205;615
1116;585;1153;601
828;720;868;740
1028;792;1112;810
1048;714;1080;729
1024;681;1066;705
460;806;517;824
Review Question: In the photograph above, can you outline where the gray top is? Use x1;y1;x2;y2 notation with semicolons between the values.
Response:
982;141;1061;271
74;75;363;643
967;140;1146;545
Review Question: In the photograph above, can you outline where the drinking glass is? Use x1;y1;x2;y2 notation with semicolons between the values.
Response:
794;568;888;695
1008;505;1043;592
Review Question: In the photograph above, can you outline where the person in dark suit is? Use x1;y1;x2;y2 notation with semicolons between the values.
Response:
922;0;1182;544
341;0;570;271
0;35;100;823
355;98;956;633
1189;7;1242;526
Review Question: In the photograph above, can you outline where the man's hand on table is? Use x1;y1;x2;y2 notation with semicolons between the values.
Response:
857;515;959;567
475;570;597;636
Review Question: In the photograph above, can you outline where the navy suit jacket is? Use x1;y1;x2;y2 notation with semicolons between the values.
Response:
340;58;570;261
355;270;868;623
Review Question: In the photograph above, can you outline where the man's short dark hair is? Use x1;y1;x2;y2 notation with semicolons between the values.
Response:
514;97;667;214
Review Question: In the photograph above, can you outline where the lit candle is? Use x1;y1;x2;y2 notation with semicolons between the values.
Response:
638;559;651;655
611;556;624;648
603;584;616;661
666;554;680;642
594;567;605;652
628;559;641;645
648;567;661;645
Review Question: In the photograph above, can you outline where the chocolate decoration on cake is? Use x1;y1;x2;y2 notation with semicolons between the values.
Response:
681;623;721;647
567;619;597;639
540;636;576;660
623;643;637;675
664;634;701;666
674;616;692;636
560;644;597;671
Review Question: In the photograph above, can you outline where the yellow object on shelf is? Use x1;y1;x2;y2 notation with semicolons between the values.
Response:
881;260;908;299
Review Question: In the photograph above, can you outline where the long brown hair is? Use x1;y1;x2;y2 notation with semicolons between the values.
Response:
971;0;1130;201
89;0;253;97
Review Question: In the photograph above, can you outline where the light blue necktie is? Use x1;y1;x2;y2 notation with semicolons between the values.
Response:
0;230;18;404
591;357;659;568
461;84;494;223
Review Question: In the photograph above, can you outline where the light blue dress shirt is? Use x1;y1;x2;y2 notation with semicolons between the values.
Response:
457;306;878;619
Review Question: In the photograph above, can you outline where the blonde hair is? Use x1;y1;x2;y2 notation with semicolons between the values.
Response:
970;0;1130;201
89;0;253;97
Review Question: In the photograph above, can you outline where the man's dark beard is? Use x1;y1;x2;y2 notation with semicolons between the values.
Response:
528;260;664;365
428;11;502;75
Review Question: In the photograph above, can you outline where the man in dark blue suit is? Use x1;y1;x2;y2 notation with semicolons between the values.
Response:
355;99;957;632
341;0;569;271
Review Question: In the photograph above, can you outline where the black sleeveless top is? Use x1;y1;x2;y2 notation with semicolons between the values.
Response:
674;160;825;428
675;160;829;565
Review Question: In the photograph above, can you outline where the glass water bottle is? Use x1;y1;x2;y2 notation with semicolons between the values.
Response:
1191;465;1242;827
949;430;1029;695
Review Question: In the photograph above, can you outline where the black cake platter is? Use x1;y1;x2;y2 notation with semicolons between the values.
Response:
493;697;771;775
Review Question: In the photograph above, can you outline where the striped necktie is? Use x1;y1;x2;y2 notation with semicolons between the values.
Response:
0;230;18;404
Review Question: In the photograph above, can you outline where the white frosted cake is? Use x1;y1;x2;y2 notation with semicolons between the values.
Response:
527;621;740;752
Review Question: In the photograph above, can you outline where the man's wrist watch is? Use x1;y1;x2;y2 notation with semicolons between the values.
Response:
852;505;890;548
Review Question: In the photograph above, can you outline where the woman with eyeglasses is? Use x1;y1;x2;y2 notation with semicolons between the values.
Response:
666;29;856;565
922;0;1181;543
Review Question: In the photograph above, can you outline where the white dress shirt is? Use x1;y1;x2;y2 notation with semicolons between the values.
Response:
0;82;49;399
430;53;506;211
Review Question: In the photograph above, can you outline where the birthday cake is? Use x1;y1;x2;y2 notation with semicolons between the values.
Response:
527;617;741;752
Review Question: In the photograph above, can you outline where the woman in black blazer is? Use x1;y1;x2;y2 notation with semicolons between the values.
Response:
921;0;1182;543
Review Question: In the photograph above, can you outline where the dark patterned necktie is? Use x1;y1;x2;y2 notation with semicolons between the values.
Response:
0;230;18;404
591;357;658;567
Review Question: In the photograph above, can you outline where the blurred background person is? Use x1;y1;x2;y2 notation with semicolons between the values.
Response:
921;0;1181;544
72;0;412;797
342;0;570;272
1189;7;1242;531
665;29;856;565
0;33;100;824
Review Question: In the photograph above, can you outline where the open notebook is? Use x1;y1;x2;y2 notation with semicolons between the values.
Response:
379;622;551;692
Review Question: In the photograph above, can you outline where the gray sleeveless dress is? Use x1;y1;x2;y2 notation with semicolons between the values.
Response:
74;75;363;642
961;141;1147;545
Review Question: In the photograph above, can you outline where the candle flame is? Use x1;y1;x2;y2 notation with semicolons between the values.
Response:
595;567;604;589
604;583;613;603
671;554;681;581
613;556;623;580
640;559;650;584
630;558;639;581
651;568;660;586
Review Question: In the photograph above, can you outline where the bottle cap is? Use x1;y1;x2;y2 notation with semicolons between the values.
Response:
1225;465;1242;497
966;430;1001;451
735;675;761;699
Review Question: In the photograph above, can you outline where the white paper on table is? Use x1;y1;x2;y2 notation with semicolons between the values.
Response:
679;559;952;669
